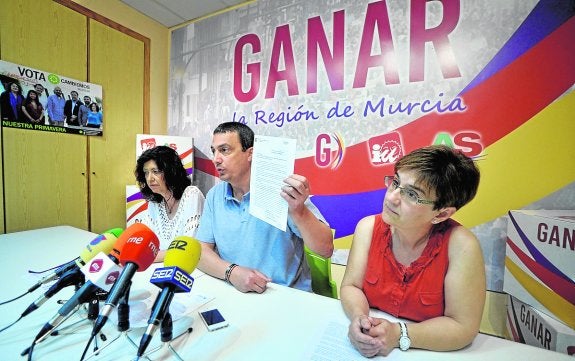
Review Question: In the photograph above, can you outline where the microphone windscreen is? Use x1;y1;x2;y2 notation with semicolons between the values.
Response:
164;236;201;274
109;229;130;260
78;229;123;265
117;223;159;271
107;228;124;238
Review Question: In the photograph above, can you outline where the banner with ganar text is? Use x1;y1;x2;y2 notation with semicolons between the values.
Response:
168;0;575;291
0;60;104;136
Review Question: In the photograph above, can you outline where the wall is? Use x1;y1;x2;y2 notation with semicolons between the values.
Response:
0;0;169;233
72;0;169;135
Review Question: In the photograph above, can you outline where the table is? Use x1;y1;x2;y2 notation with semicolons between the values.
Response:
0;226;571;360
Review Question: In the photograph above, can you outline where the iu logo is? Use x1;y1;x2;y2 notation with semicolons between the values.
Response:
368;132;404;166
315;133;345;169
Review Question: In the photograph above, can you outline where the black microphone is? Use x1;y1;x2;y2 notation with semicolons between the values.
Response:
21;268;85;317
136;236;201;357
26;228;122;294
90;223;159;337
31;251;124;343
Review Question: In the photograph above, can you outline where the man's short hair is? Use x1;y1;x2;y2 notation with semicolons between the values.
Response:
213;122;254;151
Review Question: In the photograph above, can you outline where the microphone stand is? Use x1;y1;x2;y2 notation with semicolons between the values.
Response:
22;285;102;359
48;291;104;337
136;312;193;361
83;282;143;361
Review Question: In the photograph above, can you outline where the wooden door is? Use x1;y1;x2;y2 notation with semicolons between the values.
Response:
88;21;144;234
0;0;89;232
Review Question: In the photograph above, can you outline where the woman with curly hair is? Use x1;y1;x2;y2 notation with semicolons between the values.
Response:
135;145;205;262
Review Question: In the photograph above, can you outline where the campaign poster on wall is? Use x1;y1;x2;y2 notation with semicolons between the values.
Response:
126;134;195;227
0;60;104;136
169;0;575;290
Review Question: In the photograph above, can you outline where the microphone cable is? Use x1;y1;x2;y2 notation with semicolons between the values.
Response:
0;292;29;306
27;260;73;274
0;259;77;306
80;333;96;361
0;316;22;334
26;342;34;361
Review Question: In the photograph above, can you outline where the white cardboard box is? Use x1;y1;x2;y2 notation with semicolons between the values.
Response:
503;210;575;330
506;294;575;355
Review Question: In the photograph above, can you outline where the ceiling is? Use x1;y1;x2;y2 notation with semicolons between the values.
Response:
120;0;250;28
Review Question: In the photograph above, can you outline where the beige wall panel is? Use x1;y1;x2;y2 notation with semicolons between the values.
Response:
89;21;144;234
0;0;88;232
73;0;169;135
3;130;88;231
0;0;87;80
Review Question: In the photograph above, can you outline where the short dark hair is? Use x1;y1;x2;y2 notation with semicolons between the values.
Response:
135;145;191;203
394;145;480;210
213;122;254;151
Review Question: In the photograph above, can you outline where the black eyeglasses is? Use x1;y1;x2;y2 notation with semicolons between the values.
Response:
384;176;435;205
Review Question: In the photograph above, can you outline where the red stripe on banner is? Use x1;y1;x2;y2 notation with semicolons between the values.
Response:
506;237;575;305
295;17;575;195
127;202;148;222
179;147;194;159
195;157;218;177
506;311;520;342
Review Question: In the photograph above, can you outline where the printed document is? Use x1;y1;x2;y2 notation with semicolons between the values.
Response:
249;135;296;231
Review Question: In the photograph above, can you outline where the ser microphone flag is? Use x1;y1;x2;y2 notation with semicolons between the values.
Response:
136;236;202;357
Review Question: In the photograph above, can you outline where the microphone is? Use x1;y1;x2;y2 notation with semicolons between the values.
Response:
137;236;201;357
21;267;85;317
27;228;123;293
32;247;126;343
90;223;159;337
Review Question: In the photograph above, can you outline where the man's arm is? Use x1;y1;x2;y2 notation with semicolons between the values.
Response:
282;174;333;258
198;241;271;293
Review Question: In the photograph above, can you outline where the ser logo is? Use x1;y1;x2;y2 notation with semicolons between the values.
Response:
150;267;194;290
315;133;345;169
174;270;194;289
368;132;404;166
151;268;174;279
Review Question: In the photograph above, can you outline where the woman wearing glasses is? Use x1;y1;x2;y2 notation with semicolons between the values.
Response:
341;145;485;357
135;145;205;262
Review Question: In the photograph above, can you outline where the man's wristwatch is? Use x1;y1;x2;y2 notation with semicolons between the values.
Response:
398;321;411;351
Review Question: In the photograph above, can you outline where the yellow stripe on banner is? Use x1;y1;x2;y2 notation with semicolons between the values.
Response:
183;161;194;169
505;256;575;329
126;200;145;208
334;234;353;249
455;91;575;228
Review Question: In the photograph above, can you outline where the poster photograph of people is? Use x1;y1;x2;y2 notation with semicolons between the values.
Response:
0;59;104;136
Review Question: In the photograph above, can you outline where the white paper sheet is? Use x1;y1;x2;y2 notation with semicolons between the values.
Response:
301;320;372;361
249;135;296;231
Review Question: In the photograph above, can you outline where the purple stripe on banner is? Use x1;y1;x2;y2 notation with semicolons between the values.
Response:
463;0;575;94
311;189;386;239
508;211;572;283
127;192;144;202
